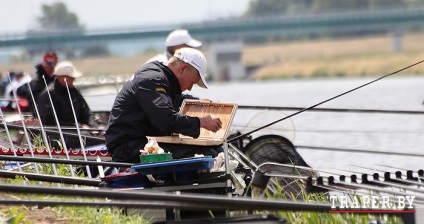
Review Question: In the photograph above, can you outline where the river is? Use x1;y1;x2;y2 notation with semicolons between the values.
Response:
82;76;424;173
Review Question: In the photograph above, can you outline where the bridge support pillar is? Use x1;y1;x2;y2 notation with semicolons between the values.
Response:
391;29;403;53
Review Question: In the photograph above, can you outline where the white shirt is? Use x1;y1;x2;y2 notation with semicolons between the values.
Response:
145;52;173;65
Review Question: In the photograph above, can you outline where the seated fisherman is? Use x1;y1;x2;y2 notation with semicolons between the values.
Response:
105;48;222;163
38;61;95;149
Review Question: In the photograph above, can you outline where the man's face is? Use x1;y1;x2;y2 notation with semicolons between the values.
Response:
56;75;75;88
178;63;200;91
43;59;57;76
43;65;55;76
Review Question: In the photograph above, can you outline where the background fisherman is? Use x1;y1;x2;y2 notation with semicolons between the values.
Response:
27;51;58;115
106;48;222;164
38;61;94;149
147;29;203;107
146;29;202;64
1;71;31;112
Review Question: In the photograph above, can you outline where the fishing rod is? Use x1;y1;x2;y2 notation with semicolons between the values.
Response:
238;105;424;115
0;184;332;212
228;59;424;142
26;81;59;177
0;170;100;186
317;174;424;198
0;109;22;172
65;78;92;178
326;174;424;199
4;123;104;141
42;76;75;176
296;145;424;158
0;155;132;167
0;199;220;211
7;72;40;174
344;165;424;188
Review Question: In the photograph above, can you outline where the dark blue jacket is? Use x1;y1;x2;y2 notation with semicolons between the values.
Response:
105;61;200;162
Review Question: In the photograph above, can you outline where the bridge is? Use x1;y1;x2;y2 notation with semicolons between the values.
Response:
1;7;424;51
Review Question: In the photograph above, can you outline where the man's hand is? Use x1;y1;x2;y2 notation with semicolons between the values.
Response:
199;115;222;133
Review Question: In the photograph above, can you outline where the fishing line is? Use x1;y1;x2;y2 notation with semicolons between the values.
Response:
294;129;424;134
296;145;424;157
238;105;424;115
228;59;424;142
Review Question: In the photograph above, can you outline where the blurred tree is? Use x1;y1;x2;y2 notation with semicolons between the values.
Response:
245;0;290;17
37;2;85;32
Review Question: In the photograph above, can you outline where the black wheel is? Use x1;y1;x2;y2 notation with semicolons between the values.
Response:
244;135;314;199
244;135;308;166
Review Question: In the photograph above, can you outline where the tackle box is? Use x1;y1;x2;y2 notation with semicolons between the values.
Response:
131;157;215;175
152;99;237;146
139;153;173;163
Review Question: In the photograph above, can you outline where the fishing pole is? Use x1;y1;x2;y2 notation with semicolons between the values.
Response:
0;184;332;212
344;165;424;188
26;81;59;177
238;105;424;115
228;59;424;142
7;72;40;174
0;170;100;186
0;108;22;172
344;173;424;195
42;76;75;177
5;123;104;141
294;129;424;134
64;78;92;178
0;199;219;211
0;155;132;167
296;145;424;157
321;175;424;200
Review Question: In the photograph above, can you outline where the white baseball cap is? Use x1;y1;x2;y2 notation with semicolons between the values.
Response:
174;48;208;89
54;61;82;78
165;29;202;48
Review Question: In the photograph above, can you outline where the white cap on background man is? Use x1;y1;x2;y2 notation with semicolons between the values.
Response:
54;61;82;78
166;29;202;48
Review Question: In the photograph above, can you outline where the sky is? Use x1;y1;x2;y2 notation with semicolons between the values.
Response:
2;0;250;34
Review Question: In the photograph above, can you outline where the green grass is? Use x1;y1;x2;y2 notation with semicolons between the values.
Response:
256;176;405;224
0;164;149;224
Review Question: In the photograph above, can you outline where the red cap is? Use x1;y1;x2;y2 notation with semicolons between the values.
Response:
42;52;58;68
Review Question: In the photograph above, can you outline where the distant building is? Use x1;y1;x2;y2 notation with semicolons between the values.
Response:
207;41;246;81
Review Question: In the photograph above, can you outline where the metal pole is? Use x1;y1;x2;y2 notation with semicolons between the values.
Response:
26;82;58;177
0;170;100;186
0;108;22;172
0;184;332;212
42;76;74;177
64;78;91;178
0;155;132;167
7;72;39;174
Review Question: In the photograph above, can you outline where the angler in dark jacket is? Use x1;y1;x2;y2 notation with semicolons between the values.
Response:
26;52;58;115
38;61;93;149
106;48;222;163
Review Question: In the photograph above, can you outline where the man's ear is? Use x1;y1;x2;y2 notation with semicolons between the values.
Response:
179;63;188;74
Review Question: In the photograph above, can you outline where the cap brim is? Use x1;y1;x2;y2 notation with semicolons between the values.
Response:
72;70;82;78
187;39;202;48
197;72;208;89
56;70;82;78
